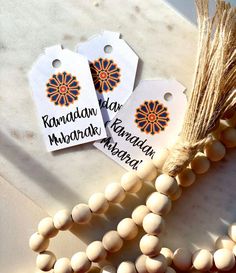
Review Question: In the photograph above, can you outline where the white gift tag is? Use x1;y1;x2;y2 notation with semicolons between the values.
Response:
76;31;139;124
94;80;187;171
29;45;106;151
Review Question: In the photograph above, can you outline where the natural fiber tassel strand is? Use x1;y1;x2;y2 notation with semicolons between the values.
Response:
163;0;236;177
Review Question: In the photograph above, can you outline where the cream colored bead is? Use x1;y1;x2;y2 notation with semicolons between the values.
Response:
215;235;235;250
53;209;73;231
117;261;137;273
228;223;236;242
104;183;126;203
177;168;196;187
233;245;236;256
146;192;172;216
72;204;92;224
38;217;59;238
86;241;107;262
36;251;56;271
220;127;236;148
143;213;165;236
192;249;213;271
137;160;158;181
153;149;169;171
160;247;173;266
54;258;73;273
121;171;142;193
132;205;150;226
29;232;49;252
71;251;91;273
140;234;162;257
117;218;139;240
204;139;226;161
190;154;210;175
88;193;109;214
173;248;192;271
169;186;182;201
101;265;116;273
135;254;148;273
165;267;176;273
214;248;235;271
145;254;167;273
102;230;123;253
155;174;178;196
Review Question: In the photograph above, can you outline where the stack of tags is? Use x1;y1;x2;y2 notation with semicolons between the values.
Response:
29;30;187;170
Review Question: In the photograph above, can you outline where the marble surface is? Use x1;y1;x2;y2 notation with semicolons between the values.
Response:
1;0;236;272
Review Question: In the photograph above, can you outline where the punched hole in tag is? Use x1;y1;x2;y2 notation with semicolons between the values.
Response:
164;92;173;102
104;45;113;54
52;59;61;68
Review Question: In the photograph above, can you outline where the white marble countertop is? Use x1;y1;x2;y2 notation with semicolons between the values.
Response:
1;0;236;272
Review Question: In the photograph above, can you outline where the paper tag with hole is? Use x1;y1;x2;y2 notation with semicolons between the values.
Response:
75;31;139;125
94;80;187;171
28;45;106;151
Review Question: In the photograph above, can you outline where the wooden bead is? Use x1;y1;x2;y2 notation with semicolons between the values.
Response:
135;254;148;273
104;183;126;203
169;186;182;201
146;192;172;216
36;251;56;271
213;248;235;271
137;160;158;181
117;261;137;273
190;154;210;175
38;217;59;238
220;127;236;148
121;171;142;193
173;248;192;271
160;247;173;266
132;205;150;226
215;235;235;250
102;230;123;253
86;241;107;262
153;149;169;170
53;209;73;231
177;168;196;187
227;113;236;127
117;218;139;240
101;265;116;273
228;222;236;242
54;258;73;273
192;249;213;271
204;139;226;161
71;252;91;273
88;193;109;214
143;213;165;236
72;204;92;224
165;267;176;273
145;254;167;273
155;174;178;196
233;245;236;256
140;234;162;257
29;232;49;252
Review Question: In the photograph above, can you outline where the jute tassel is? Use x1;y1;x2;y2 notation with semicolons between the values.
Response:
163;0;236;177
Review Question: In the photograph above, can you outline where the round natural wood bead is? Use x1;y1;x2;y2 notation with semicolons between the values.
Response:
137;160;158;181
177;168;196;187
155;174;178;196
102;230;123;253
101;265;116;273
190;154;210;175
36;251;56;271
165;267;176;273
38;217;59;238
140;234;162;257
146;192;172;216
121;171;142;193
228;222;236;242
53;209;73;231
146;254;167;273
173;248;192;271
86;241;107;262
153;149;169;171
117;261;137;273
192;249;213;271
71;252;91;273
117;218;139;240
143;213;165;236
132;205;150;226
213;248;235;271
204;139;226;162
72;204;92;224
29;232;49;252
135;254;148;273
169;186;182;201
88;193;109;214
104;183;126;203
215;235;235;250
160;247;173;266
54;258;73;273
220;127;236;148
